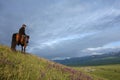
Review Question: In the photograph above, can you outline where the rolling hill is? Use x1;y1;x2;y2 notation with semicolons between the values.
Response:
54;52;120;66
0;45;101;80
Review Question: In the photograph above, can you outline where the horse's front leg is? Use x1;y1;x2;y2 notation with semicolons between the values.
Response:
23;46;26;53
24;47;26;53
21;46;23;52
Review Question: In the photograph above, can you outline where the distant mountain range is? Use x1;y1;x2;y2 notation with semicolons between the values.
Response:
54;52;120;66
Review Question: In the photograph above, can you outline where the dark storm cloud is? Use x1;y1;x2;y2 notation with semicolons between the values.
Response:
0;0;120;59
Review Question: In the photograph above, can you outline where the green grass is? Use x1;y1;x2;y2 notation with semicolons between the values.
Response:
74;64;120;80
0;45;98;80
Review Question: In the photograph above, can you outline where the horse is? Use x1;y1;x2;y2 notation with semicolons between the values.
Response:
11;33;29;53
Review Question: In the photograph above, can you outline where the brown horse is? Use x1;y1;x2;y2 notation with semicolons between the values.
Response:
11;33;29;53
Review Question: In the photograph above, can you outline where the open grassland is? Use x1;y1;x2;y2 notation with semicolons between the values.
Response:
0;45;102;80
74;64;120;80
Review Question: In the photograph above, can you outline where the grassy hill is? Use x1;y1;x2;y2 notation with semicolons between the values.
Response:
0;45;101;80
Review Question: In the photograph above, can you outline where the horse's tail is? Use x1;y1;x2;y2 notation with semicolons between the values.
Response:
11;33;17;51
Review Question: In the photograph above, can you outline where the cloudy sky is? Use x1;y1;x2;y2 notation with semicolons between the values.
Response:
0;0;120;59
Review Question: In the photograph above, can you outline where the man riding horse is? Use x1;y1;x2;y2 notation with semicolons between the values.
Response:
19;24;26;37
17;24;27;43
11;24;29;53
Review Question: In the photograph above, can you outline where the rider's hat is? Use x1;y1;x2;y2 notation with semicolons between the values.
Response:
22;24;26;27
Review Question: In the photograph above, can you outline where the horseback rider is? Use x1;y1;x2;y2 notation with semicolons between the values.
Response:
19;24;26;35
18;24;27;43
11;24;29;52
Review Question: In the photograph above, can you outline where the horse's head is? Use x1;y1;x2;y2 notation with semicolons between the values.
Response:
21;35;30;53
26;35;30;43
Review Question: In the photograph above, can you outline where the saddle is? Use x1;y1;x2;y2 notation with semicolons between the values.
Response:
16;33;25;45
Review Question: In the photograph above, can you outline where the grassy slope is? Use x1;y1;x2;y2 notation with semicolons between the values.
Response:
0;45;101;80
74;64;120;80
